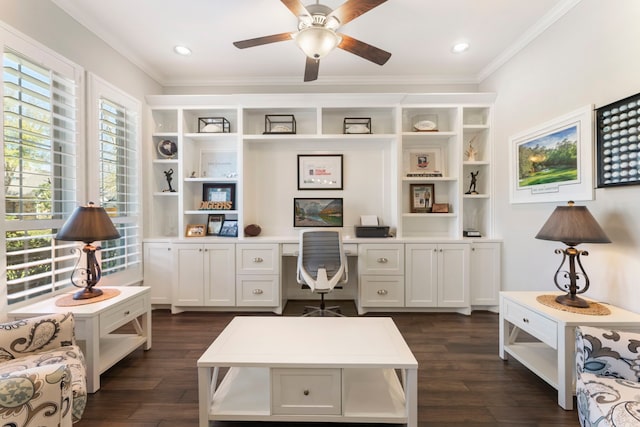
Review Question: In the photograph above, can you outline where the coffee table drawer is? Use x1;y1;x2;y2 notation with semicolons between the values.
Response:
100;296;146;335
271;368;341;415
503;298;557;348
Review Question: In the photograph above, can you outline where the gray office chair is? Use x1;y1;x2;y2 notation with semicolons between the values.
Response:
296;229;348;316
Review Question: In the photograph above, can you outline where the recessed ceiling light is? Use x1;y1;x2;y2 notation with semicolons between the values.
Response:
451;42;469;53
174;45;192;56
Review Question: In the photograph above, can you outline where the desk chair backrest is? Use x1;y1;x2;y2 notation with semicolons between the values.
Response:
296;229;348;292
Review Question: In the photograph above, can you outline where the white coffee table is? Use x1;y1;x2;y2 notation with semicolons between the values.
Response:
197;316;418;427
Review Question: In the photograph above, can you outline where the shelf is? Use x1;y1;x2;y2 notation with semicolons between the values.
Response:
463;194;489;199
463;161;489;166
503;343;558;389
185;210;239;215
152;132;178;137
401;131;457;139
402;213;456;218
185;177;238;183
153;159;179;164
402;176;457;182
184;132;239;139
99;334;148;374
153;192;179;197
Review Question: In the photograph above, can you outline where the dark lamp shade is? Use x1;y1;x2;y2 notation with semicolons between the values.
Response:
535;203;611;246
56;204;120;243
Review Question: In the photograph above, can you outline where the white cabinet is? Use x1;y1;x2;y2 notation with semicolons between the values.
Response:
358;244;404;310
173;243;235;307
235;243;280;308
405;243;469;308
143;242;173;305
470;242;501;306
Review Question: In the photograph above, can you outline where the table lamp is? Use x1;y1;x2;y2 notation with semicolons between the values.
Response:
56;202;121;300
535;201;611;308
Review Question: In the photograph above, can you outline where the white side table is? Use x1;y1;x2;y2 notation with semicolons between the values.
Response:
499;291;640;410
8;286;151;393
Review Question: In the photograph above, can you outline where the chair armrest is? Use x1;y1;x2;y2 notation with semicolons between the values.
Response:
0;363;73;426
0;313;76;361
576;325;640;382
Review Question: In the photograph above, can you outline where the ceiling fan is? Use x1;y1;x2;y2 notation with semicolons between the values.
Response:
233;0;391;82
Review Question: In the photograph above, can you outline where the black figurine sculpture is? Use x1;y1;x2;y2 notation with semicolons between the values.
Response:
163;169;176;192
465;170;479;195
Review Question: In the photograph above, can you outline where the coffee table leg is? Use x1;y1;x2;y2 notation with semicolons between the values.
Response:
198;366;213;427
406;367;418;427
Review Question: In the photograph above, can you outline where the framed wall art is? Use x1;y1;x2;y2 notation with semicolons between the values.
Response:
409;183;434;213
200;183;236;210
206;214;225;236
218;220;239;237
509;105;594;204
297;154;343;190
186;224;206;237
199;150;237;178
596;92;640;188
406;148;443;177
293;198;343;227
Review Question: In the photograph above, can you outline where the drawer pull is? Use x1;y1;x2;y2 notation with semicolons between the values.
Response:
523;318;529;323
253;289;264;295
253;257;263;263
124;310;130;316
377;289;388;296
377;257;388;263
303;389;310;396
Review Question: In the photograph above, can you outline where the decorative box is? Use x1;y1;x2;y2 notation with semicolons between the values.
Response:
264;114;296;134
344;117;372;134
198;117;230;133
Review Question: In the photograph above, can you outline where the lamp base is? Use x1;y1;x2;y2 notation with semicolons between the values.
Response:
73;287;103;300
555;293;590;308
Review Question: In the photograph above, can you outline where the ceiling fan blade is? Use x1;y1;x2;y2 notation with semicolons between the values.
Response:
304;57;319;82
281;0;311;20
337;33;391;65
328;0;387;26
233;32;294;49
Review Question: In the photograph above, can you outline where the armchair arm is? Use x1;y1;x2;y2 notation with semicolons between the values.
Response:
0;313;76;361
0;363;73;427
576;325;640;382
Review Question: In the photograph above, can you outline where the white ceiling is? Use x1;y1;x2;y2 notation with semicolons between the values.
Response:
51;0;581;87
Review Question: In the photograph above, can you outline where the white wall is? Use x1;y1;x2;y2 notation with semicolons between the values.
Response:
480;0;640;312
0;0;161;102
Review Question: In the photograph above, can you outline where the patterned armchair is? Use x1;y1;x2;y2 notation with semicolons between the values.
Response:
0;313;87;426
576;325;640;427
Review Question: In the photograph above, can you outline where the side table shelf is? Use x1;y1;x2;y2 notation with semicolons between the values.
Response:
8;286;152;393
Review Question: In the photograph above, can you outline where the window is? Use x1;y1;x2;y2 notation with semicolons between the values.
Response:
88;75;142;285
2;45;82;305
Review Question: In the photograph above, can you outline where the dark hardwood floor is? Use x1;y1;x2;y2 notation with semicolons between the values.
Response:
76;301;579;427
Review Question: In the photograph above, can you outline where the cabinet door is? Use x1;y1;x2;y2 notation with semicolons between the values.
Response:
438;243;470;307
143;242;173;305
470;242;501;306
173;244;205;306
405;244;437;307
204;244;236;306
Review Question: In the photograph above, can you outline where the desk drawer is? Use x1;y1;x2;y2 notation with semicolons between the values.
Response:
236;244;279;274
99;296;146;336
236;275;278;306
271;368;341;415
358;244;404;274
503;298;557;348
360;275;404;307
281;243;357;257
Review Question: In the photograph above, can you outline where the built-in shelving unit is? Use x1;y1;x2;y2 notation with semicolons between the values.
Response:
145;93;495;241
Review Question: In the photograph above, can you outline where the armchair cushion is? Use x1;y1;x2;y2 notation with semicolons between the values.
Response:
0;313;87;424
576;326;640;427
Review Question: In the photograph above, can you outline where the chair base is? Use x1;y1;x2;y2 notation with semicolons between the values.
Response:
303;305;344;317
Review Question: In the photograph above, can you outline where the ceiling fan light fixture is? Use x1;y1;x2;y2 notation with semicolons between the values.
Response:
295;27;341;60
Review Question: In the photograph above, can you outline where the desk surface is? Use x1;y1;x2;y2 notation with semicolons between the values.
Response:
198;316;417;368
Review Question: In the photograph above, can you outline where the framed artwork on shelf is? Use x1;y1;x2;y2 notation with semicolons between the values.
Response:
294;198;343;227
596;92;640;188
200;183;235;210
186;224;206;237
218;220;239;237
157;139;177;158
206;214;225;236
199;150;237;178
410;183;434;213
297;154;343;190
509;105;594;204
406;149;443;177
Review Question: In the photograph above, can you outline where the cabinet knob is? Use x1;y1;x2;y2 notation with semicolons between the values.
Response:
252;289;264;295
124;310;130;316
377;257;388;263
439;249;443;252
377;289;388;296
167;248;171;251
199;248;202;252
303;389;310;396
523;318;529;323
253;257;263;263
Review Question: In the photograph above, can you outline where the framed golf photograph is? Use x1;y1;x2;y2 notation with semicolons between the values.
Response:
297;154;343;190
206;214;225;236
509;105;594;204
293;198;343;227
218;219;238;237
410;183;434;213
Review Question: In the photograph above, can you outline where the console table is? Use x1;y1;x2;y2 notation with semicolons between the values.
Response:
8;286;151;393
499;291;640;410
197;316;418;426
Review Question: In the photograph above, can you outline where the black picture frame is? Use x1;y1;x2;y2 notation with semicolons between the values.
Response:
206;214;225;236
293;198;343;227
596;92;640;188
218;220;238;237
201;183;236;210
410;183;435;213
